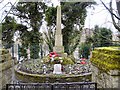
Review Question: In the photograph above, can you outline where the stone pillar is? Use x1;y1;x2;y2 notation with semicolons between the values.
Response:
56;6;62;35
53;5;66;57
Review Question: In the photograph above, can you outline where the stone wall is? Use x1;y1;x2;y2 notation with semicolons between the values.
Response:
0;49;13;90
91;65;120;88
90;47;120;89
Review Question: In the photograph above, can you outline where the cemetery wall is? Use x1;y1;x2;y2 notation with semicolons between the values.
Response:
91;65;120;88
90;47;120;89
0;49;13;89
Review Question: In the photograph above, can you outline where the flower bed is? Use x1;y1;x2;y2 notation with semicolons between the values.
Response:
15;64;92;83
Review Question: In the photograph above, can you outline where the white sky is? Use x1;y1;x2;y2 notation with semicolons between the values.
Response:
85;0;118;33
0;0;118;33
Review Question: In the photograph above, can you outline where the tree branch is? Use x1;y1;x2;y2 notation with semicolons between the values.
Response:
100;0;120;20
109;0;120;32
100;0;120;32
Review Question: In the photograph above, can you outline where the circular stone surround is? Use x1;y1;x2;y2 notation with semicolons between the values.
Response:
14;65;92;83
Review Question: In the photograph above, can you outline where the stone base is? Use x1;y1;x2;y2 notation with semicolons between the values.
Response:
53;46;64;53
53;46;67;57
57;53;67;57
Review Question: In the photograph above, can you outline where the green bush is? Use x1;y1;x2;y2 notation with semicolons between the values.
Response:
91;47;120;72
94;47;120;55
62;56;75;65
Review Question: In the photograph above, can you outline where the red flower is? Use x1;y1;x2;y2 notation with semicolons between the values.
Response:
49;52;59;58
80;61;86;64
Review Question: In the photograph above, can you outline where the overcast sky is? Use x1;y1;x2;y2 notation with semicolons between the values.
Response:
0;0;118;33
85;0;118;33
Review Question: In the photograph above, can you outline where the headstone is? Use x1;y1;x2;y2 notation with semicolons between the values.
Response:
27;48;30;60
14;42;19;60
53;64;62;74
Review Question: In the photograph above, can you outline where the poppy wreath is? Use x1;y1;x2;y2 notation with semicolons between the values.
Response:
49;52;63;64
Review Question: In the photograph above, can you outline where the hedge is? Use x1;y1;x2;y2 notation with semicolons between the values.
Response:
90;47;120;72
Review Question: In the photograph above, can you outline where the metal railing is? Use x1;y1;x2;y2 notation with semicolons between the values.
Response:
6;82;97;90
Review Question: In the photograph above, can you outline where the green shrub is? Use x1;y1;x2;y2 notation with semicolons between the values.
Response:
62;56;74;65
91;47;120;72
94;47;120;55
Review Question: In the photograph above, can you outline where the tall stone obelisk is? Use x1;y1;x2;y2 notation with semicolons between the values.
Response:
53;5;67;57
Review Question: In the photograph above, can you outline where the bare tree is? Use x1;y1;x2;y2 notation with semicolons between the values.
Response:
116;0;120;16
100;0;120;32
0;0;4;3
